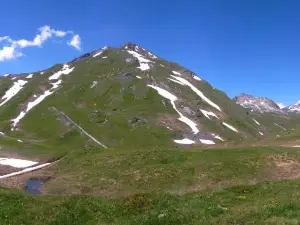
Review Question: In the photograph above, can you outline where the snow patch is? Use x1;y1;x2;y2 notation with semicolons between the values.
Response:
93;47;107;57
174;138;195;144
274;122;286;131
127;50;153;71
222;122;238;132
0;158;38;168
200;109;219;119
2;74;9;77
200;139;215;145
48;64;74;80
40;72;44;75
213;135;224;142
160;64;165;67
26;74;33;79
148;52;158;59
252;118;260;125
0;80;28;106
90;81;98;88
193;75;201;81
136;76;142;79
17;139;23;143
167;78;185;86
170;75;222;111
11;77;17;80
259;132;264;136
0;162;51;179
102;56;108;59
147;85;199;133
172;71;181;76
0;132;4;135
11;80;62;127
292;145;300;148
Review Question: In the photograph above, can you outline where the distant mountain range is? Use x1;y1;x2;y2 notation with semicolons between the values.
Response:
234;94;300;114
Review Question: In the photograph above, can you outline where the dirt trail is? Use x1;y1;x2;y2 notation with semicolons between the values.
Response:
51;107;108;148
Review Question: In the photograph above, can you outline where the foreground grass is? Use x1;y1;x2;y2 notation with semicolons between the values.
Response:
2;146;300;198
1;179;300;224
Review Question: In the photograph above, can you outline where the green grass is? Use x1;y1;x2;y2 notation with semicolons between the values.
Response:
2;146;297;198
1;179;300;224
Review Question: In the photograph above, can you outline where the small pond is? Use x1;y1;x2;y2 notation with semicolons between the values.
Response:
25;179;42;194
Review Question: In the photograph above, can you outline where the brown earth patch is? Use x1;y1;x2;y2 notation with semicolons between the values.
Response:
0;165;20;176
270;155;300;179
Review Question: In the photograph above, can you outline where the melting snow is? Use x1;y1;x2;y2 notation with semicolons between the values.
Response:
11;77;17;80
259;132;264;136
174;138;195;144
136;76;142;79
0;132;4;135
26;74;33;79
3;74;9;77
0;158;38;168
0;80;28;106
200;109;219;119
148;52;158;59
90;81;98;88
172;71;181;76
274;122;286;131
253;118;260;125
292;145;300;148
193;75;201;81
93;47;106;57
222;122;238;132
48;64;74;80
167;78;185;86
170;75;222;111
0;162;51;179
11;80;62;127
127;50;152;71
17;139;23;143
200;139;215;145
160;64;165;67
147;85;199;133
102;56;108;59
213;135;224;141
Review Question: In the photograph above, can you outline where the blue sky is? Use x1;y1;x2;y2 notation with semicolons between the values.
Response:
1;0;300;105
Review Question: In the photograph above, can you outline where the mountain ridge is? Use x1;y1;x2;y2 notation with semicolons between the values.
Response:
234;93;300;114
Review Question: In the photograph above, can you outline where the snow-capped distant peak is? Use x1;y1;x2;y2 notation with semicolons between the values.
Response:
285;100;300;113
234;94;283;113
277;103;285;109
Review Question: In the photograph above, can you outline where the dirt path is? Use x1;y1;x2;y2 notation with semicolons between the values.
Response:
50;107;108;148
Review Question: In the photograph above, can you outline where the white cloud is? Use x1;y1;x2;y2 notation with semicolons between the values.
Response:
277;103;285;109
0;25;81;62
67;34;81;50
0;46;23;61
0;36;9;43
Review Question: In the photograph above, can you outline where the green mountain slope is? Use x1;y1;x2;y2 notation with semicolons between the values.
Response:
0;42;299;153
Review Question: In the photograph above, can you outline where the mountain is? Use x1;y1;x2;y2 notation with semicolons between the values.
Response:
0;42;299;153
233;93;283;113
234;93;300;114
2;42;300;224
284;101;300;113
